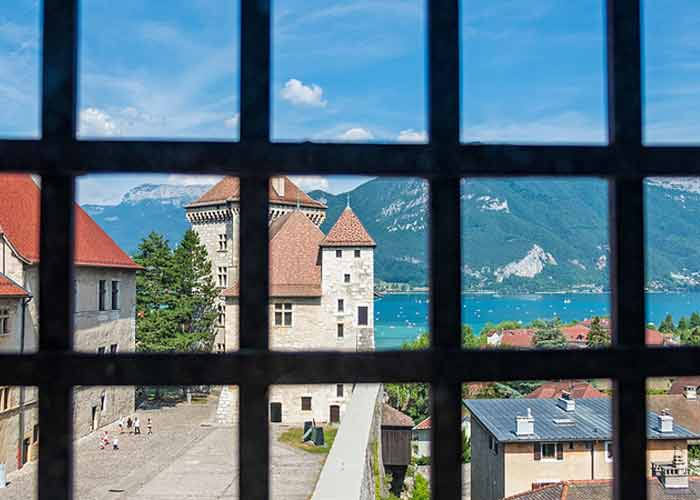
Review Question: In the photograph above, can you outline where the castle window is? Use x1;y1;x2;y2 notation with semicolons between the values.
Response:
274;303;292;326
218;234;227;251
217;267;228;288
605;441;613;462
98;280;106;311
111;280;120;310
301;396;312;411
337;323;344;338
336;249;342;258
354;250;360;258
218;304;226;326
0;387;9;411
337;299;344;312
97;346;105;355
0;309;10;335
109;344;118;354
337;384;344;397
344;273;350;283
358;306;369;326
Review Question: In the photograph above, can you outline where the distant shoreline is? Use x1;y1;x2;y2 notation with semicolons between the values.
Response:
377;289;696;296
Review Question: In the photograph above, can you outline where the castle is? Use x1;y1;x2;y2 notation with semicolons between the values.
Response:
0;174;137;473
186;176;376;424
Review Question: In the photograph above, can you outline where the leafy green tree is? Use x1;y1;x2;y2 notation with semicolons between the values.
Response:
462;324;486;349
411;474;430;500
686;327;700;346
385;333;431;422
462;432;471;464
659;314;675;333
170;229;219;352
479;320;522;336
691;312;700;329
533;320;567;349
587;316;610;348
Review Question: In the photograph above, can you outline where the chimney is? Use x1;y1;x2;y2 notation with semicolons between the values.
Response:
658;409;674;433
557;391;576;412
683;385;697;400
516;408;534;436
271;177;285;197
655;451;689;489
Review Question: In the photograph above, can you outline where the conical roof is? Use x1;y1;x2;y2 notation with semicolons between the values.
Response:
320;207;375;247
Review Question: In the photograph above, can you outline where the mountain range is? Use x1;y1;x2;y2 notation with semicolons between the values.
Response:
81;177;700;292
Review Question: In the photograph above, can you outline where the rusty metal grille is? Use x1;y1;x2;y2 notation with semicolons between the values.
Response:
0;0;696;499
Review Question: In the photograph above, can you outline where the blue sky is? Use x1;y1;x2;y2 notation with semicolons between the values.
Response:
0;1;698;203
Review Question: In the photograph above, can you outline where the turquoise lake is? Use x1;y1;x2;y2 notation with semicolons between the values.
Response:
374;292;700;350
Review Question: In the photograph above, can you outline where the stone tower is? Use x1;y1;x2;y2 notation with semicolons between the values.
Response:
320;206;376;351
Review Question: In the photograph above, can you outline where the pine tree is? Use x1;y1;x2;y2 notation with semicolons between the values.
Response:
171;229;220;352
678;316;689;332
659;314;675;333
686;327;700;346
587;316;610;348
691;312;700;329
534;320;568;349
133;232;178;352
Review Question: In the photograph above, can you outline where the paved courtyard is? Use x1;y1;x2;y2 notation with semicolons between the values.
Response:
0;392;324;499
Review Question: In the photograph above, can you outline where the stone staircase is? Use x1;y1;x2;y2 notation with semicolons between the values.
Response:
215;385;239;425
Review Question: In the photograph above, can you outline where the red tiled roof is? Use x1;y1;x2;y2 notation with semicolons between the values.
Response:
646;328;665;345
414;416;431;430
526;381;607;399
320;207;375;247
503;478;700;500
188;176;326;209
0;174;140;269
561;324;590;343
669;377;700;395
499;328;535;348
0;273;29;298
223;211;324;298
382;404;415;428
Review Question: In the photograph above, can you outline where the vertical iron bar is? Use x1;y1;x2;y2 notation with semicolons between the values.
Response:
607;1;645;500
429;0;461;496
239;0;271;497
39;1;78;499
430;176;462;500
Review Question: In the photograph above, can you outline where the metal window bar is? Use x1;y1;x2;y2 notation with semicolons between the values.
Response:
0;0;693;499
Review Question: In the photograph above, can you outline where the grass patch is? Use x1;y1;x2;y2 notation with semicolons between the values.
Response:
278;426;338;454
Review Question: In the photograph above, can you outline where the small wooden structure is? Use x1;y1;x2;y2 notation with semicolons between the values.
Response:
381;404;415;496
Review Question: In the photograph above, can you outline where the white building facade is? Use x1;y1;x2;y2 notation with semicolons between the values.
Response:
186;176;376;424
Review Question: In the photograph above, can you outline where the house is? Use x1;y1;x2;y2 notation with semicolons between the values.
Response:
412;406;471;458
648;390;700;444
465;395;700;500
186;176;375;424
381;404;415;496
0;174;138;473
526;381;607;399
670;377;700;396
502;475;700;500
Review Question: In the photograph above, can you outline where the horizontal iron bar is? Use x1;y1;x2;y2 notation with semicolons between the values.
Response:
3;141;700;176
1;347;698;385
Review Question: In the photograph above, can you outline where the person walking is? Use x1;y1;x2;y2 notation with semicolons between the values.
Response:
112;437;119;450
147;417;153;435
127;416;133;432
134;416;141;435
118;416;124;434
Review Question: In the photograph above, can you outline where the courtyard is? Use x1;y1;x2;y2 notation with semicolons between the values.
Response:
0;392;324;500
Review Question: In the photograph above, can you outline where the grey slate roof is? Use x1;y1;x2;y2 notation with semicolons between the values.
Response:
504;478;700;500
464;398;700;443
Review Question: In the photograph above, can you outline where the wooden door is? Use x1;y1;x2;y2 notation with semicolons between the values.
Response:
330;405;340;423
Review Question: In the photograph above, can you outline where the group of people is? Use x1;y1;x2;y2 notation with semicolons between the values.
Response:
117;415;153;435
99;415;153;451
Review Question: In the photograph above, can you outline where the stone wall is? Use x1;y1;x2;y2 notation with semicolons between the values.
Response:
72;386;135;439
0;387;39;474
311;384;384;500
269;383;352;424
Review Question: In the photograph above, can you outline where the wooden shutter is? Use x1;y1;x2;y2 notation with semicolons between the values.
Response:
556;443;564;460
534;443;541;460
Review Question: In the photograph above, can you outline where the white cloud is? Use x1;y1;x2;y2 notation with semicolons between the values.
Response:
397;129;427;142
289;176;330;192
79;107;120;137
280;78;327;107
224;113;240;128
337;127;374;141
